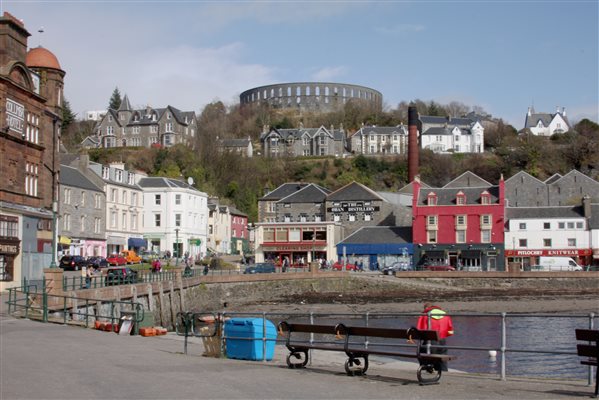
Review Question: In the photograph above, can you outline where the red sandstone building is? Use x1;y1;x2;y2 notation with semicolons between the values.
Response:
0;12;64;290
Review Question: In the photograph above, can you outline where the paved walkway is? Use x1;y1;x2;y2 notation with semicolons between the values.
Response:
0;294;593;399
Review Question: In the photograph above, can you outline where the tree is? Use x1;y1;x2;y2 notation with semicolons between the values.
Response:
61;98;76;131
108;87;122;110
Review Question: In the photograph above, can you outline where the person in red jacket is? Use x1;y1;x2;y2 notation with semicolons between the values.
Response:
416;303;454;371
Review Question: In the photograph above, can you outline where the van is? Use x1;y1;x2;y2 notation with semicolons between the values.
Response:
538;256;583;271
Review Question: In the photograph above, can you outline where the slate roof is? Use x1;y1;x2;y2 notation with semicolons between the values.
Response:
504;170;545;185
261;183;311;200
350;125;407;138
420;115;476;127
417;186;500;206
261;126;345;142
229;206;247;217
524;112;553;128
137;177;197;190
544;173;562;184
589;204;599;229
118;94;132;111
327;181;384;202
444;171;493;188
505;206;584;219
279;184;331;203
338;226;412;245
59;165;103;192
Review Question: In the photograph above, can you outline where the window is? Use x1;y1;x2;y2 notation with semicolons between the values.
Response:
481;215;491;226
122;191;127;204
155;194;161;205
456;230;466;243
175;214;181;227
576;222;583;229
333;214;340;222
568;238;576;247
427;194;437;206
299;214;307;222
567;222;574;229
111;189;117;202
64;188;71;205
165;122;173;132
558;222;565;229
456;193;466;205
263;228;275;242
25;163;38;197
289;228;301;242
122;212;127;230
63;213;71;231
102;167;109;179
543;238;552;247
427;215;438;227
0;255;12;282
94;218;101;234
481;230;491;243
154;214;161;227
519;239;527;247
283;214;291;222
349;214;356;222
364;214;372;221
131;193;137;206
111;210;117;228
427;230;437;243
80;192;86;207
95;194;101;209
0;216;18;238
80;216;86;232
128;174;134;185
519;223;526;230
456;215;467;227
175;194;181;205
115;170;123;182
275;228;287;242
481;194;491;205
543;222;551;230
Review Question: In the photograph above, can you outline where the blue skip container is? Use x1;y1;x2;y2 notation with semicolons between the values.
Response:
224;318;277;361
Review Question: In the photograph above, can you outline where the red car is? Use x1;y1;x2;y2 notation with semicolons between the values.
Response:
420;264;456;272
332;261;358;271
107;253;127;266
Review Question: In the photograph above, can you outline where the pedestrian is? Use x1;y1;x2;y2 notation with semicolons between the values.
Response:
85;266;93;289
416;303;454;372
203;263;209;276
282;256;289;273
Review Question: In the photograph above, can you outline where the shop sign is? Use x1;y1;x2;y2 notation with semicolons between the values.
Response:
505;249;591;257
327;201;379;213
0;242;20;254
262;244;319;251
6;98;24;135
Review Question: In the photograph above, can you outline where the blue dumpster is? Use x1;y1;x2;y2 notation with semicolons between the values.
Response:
224;318;277;361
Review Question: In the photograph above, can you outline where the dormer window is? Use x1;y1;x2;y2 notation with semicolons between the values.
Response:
456;191;466;205
481;191;491;205
427;192;437;206
102;166;109;179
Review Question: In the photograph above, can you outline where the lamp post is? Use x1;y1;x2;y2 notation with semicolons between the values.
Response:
175;228;180;266
49;200;58;268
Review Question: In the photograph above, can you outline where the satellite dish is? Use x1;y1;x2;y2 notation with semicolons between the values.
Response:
187;177;194;186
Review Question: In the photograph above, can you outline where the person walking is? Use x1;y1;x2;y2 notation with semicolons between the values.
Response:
416;303;454;371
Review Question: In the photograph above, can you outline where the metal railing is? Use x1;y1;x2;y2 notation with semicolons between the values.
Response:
174;310;597;384
6;280;145;334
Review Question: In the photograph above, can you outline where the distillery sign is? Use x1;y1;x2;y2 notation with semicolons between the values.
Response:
6;99;25;135
327;202;379;213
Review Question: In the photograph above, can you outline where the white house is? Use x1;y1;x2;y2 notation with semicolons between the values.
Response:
523;106;571;136
138;177;208;260
504;203;591;269
349;124;408;155
419;116;484;154
207;199;231;255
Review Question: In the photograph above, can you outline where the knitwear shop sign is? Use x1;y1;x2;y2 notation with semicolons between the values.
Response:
6;99;24;135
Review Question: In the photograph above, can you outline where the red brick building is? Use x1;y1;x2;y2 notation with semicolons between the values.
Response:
0;12;64;289
412;172;506;271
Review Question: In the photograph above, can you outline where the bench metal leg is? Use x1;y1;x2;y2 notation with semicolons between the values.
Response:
286;350;309;369
345;355;368;376
417;364;442;385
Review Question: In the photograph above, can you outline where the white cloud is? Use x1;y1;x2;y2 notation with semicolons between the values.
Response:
310;66;348;81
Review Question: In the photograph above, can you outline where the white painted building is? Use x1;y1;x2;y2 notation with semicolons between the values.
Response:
349;125;409;155
138;177;208;260
523;106;571;136
419;116;484;154
207;200;231;255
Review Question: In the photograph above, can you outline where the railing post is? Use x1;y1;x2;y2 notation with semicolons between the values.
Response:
309;312;314;366
262;312;267;362
588;312;595;387
500;312;507;381
42;288;48;323
85;299;89;328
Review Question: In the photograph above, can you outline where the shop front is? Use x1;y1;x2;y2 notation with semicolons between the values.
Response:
0;238;20;284
106;235;127;255
505;248;592;269
416;244;505;271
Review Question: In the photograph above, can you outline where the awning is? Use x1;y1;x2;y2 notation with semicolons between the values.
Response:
128;237;147;248
188;238;202;246
460;250;482;259
59;236;71;245
424;250;446;258
107;236;127;245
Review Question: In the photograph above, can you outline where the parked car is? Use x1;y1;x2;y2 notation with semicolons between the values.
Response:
418;264;456;272
106;253;127;266
382;262;413;275
104;267;138;286
120;250;142;264
140;251;159;263
87;256;109;269
332;261;357;271
59;255;88;271
243;263;276;274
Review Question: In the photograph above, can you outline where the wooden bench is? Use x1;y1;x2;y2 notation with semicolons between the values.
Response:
278;321;456;385
576;329;599;398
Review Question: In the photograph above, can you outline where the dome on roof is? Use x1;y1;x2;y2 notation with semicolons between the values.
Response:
26;46;62;70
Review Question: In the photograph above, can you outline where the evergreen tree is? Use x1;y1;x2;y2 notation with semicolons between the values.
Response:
108;87;122;110
61;98;76;131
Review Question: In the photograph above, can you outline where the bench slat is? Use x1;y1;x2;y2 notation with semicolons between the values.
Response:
580;359;598;366
575;329;599;342
342;326;440;341
577;344;599;358
283;323;338;335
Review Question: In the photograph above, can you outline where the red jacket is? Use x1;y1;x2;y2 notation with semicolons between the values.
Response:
417;305;454;339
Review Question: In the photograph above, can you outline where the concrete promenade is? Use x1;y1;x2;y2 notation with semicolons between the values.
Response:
0;295;593;399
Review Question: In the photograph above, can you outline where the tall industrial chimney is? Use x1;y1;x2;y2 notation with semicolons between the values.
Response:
408;105;419;182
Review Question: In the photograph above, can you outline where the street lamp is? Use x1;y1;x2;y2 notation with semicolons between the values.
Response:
49;201;58;268
175;228;180;266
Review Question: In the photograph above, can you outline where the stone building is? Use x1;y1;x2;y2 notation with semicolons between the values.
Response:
57;165;106;257
240;82;382;114
1;12;64;288
217;137;253;157
349;124;409;155
91;94;197;148
258;183;311;223
260;124;346;157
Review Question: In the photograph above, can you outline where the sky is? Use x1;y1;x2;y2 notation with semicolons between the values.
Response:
4;0;598;129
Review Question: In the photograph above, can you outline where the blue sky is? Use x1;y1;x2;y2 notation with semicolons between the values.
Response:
5;0;598;128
